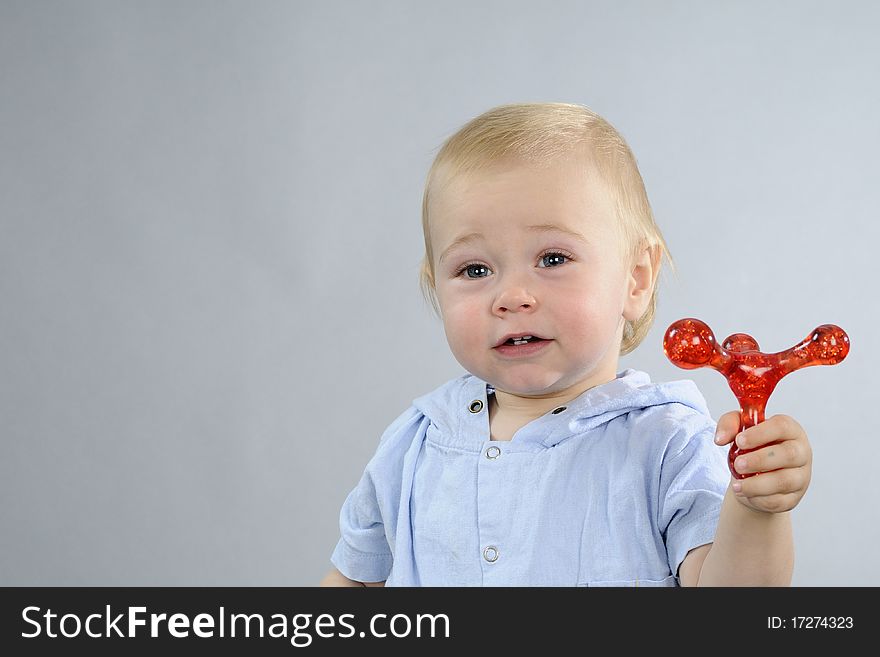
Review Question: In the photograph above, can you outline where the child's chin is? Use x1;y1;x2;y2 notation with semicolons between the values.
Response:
490;374;567;397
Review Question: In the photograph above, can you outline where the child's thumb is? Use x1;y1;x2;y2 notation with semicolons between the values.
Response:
713;411;742;446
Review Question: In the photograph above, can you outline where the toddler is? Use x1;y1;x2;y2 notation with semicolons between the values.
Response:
320;103;811;586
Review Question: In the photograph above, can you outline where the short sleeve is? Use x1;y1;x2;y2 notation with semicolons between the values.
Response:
329;405;424;583
330;467;393;582
658;418;729;580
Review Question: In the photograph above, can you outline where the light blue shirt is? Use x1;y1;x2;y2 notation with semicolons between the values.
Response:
330;369;729;586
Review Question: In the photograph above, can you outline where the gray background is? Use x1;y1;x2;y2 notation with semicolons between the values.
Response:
1;0;876;586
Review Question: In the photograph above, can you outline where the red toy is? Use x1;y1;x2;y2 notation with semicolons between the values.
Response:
663;319;849;479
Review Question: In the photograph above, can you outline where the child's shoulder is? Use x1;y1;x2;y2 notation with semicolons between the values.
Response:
375;372;480;445
624;372;725;472
361;373;480;477
607;369;718;450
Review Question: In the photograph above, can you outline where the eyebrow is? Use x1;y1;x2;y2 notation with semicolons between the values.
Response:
438;223;590;263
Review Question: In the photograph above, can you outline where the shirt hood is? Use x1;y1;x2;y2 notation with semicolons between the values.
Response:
412;369;712;449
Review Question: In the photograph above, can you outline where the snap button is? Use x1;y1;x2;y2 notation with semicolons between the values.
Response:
482;546;499;563
468;399;484;413
551;406;567;414
486;446;501;460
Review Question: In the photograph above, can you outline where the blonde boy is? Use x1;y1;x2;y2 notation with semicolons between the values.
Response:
321;103;811;587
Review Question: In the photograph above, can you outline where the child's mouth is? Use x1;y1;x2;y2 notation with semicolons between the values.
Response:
494;337;552;357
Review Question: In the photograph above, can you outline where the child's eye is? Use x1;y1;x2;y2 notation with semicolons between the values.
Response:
456;262;492;279
538;251;573;268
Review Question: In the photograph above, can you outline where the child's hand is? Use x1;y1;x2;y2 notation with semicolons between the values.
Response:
714;413;812;514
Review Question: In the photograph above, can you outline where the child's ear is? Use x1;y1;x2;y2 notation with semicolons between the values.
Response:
622;244;660;321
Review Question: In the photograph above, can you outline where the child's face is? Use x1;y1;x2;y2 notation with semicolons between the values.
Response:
430;156;643;398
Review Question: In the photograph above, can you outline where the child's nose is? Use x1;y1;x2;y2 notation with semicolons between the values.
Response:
493;286;537;314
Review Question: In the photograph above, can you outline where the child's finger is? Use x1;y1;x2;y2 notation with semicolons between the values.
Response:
736;491;803;514
734;414;805;451
732;465;810;498
713;411;742;446
732;440;808;475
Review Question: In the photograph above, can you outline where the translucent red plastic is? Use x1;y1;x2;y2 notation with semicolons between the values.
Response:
663;319;849;479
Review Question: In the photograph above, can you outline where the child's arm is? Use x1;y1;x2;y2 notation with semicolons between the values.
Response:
680;413;810;586
319;567;386;587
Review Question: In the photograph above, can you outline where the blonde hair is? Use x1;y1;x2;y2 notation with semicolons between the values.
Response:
419;102;673;356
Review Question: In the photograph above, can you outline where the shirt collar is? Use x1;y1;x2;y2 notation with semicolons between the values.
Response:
414;369;710;451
